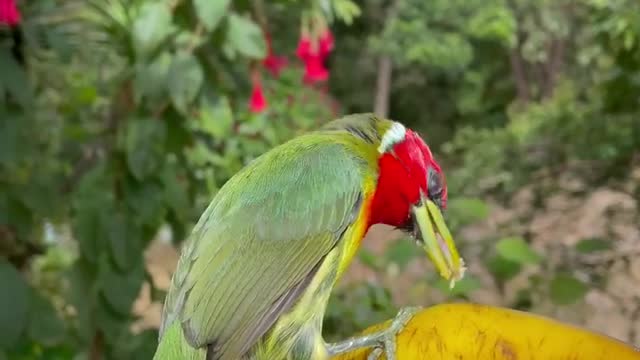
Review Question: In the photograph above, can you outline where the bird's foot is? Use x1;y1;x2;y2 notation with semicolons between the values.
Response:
366;306;421;360
326;306;422;360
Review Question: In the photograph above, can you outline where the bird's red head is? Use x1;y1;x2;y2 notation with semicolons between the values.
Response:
362;119;463;284
369;124;448;228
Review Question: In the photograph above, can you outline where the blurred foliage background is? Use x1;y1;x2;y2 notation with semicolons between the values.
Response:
1;0;639;359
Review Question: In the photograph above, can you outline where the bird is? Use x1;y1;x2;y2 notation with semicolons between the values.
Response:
153;113;465;360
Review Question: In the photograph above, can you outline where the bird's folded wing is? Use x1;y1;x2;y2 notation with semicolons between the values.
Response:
159;140;367;359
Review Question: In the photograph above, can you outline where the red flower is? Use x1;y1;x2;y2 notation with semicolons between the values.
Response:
296;18;335;85
262;32;288;77
249;79;267;113
296;35;329;84
319;30;334;58
303;55;329;84
263;54;288;77
0;0;21;26
296;36;312;62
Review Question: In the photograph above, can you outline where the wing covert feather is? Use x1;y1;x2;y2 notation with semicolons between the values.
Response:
160;137;368;359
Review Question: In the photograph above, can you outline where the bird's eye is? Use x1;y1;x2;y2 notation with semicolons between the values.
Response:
427;167;444;208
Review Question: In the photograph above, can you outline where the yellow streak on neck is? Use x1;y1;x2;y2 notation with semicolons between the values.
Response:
335;178;376;281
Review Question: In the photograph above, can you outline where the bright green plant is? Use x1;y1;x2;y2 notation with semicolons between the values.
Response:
0;0;357;358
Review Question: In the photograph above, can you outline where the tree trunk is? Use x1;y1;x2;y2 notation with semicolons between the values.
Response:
374;56;393;118
542;38;565;99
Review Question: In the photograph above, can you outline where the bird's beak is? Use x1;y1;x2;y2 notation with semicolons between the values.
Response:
411;198;466;288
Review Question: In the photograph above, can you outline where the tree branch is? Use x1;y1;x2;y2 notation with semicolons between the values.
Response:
374;57;393;118
507;0;531;105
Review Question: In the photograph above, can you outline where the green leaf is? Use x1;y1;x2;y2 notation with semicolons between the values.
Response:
95;296;128;344
108;212;142;271
432;274;482;297
125;118;167;180
0;110;23;168
133;52;172;104
98;261;145;316
512;288;534;311
19;174;60;218
71;207;105;265
0;261;29;348
194;0;230;31
333;0;362;25
132;2;173;58
112;329;158;360
1;193;34;242
366;283;394;310
26;289;65;346
385;238;418;270
465;5;517;47
358;249;382;271
0;48;34;108
184;140;217;167
575;238;612;253
198;96;234;138
66;261;96;343
167;52;204;114
124;181;167;228
495;237;542;264
486;255;521;281
174;30;206;50
446;197;490;228
71;166;114;264
549;274;589;305
161;164;190;223
226;13;267;59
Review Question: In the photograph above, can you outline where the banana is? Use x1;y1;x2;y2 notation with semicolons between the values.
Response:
333;303;640;360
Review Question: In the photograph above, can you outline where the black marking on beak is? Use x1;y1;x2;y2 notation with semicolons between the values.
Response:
411;211;424;245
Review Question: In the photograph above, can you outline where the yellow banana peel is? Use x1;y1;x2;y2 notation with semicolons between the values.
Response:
333;303;640;360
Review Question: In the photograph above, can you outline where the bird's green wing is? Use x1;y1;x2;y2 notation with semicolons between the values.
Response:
159;135;367;359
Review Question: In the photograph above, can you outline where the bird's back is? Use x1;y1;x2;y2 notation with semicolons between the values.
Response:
155;114;387;360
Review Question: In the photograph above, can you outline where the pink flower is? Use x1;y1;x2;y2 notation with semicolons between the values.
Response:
249;80;267;113
0;0;21;26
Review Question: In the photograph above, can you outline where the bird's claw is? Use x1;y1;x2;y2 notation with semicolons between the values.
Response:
366;347;383;360
367;306;422;360
326;306;421;360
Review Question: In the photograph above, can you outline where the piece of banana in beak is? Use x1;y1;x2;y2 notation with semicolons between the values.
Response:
412;198;466;288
